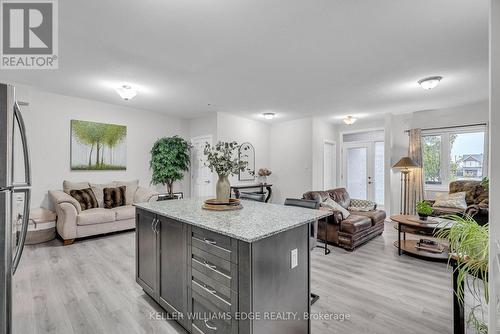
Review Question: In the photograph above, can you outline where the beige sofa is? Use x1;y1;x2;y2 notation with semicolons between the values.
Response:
48;180;158;245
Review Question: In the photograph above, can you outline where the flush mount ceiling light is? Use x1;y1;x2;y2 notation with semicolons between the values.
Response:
418;76;443;90
115;84;137;100
262;112;275;120
343;116;357;125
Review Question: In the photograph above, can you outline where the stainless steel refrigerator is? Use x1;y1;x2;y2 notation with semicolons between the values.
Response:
0;83;31;334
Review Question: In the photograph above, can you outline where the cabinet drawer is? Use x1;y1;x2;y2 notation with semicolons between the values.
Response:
192;247;238;290
192;227;231;250
192;280;234;313
191;293;232;334
193;269;231;302
191;227;238;263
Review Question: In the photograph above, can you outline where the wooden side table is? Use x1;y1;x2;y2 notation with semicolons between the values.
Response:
390;215;454;262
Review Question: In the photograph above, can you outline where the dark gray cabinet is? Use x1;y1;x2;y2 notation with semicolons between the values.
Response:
136;209;189;330
158;215;188;325
135;209;157;298
136;207;310;334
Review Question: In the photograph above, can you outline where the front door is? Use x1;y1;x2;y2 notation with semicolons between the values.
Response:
191;135;214;198
342;141;384;204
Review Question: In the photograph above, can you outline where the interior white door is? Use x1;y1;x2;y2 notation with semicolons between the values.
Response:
323;141;336;190
342;141;385;204
191;135;214;198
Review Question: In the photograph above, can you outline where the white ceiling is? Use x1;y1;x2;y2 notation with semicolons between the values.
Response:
1;0;489;122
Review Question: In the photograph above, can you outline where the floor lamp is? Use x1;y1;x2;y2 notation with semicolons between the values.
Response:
393;157;420;215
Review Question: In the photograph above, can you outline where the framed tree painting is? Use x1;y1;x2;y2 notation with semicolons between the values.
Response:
70;120;127;170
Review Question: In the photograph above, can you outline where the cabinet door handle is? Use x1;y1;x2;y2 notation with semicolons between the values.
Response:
155;219;160;234
203;260;217;270
204;319;217;331
203;284;217;295
151;219;156;233
203;238;217;245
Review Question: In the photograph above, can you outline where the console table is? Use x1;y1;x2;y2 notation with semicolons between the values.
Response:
231;183;272;203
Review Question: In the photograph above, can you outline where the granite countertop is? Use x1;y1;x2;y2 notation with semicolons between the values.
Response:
135;198;331;243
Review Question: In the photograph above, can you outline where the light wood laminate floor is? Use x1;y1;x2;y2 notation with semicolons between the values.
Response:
13;221;453;334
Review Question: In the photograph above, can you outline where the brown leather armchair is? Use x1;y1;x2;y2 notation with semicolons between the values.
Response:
303;188;386;251
427;180;488;225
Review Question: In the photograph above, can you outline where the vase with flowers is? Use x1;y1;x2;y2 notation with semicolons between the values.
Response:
258;168;272;184
204;141;248;201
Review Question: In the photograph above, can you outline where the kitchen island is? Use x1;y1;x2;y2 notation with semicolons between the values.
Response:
135;198;330;334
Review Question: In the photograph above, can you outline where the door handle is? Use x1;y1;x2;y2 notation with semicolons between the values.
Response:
203;260;217;270
12;188;30;274
155;219;160;234
203;284;217;295
203;238;217;245
204;319;217;331
13;102;31;187
204;180;210;184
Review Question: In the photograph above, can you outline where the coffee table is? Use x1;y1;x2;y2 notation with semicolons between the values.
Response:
390;215;455;262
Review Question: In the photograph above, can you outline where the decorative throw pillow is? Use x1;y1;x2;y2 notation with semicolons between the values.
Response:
90;183;115;208
69;188;98;211
348;206;373;212
113;180;138;205
433;191;468;210
103;186;127;209
321;198;350;220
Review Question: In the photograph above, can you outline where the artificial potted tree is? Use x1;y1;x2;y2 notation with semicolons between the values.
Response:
204;141;247;201
416;201;433;221
150;136;190;199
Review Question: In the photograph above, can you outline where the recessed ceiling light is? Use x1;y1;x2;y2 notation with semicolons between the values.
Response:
115;84;137;100
262;112;275;120
418;76;443;90
343;116;357;125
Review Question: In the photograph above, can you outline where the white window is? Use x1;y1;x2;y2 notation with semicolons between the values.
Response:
421;125;487;190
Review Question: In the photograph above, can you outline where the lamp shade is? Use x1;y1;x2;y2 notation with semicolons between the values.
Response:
392;156;420;169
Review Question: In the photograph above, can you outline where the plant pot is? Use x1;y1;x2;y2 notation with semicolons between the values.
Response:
216;174;231;201
418;214;428;221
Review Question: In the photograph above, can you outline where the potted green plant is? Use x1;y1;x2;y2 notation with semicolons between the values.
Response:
481;176;489;191
150;136;191;198
416;201;433;221
204;141;247;200
435;215;489;333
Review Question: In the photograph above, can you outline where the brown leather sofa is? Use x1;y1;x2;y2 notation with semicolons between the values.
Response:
303;188;386;251
427;180;488;225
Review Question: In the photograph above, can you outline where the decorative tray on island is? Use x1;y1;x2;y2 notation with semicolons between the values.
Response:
202;198;243;211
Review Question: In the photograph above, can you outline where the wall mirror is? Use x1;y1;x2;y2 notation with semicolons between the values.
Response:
238;142;255;181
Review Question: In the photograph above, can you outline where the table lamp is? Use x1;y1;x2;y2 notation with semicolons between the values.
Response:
393;157;420;215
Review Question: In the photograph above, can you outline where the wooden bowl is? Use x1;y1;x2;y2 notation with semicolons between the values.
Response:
204;198;241;206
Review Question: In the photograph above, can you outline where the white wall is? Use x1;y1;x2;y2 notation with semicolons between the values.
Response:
409;100;488;129
489;0;499;329
269;118;313;204
312;117;336;190
384;113;411;215
189;113;217;139
18;86;189;210
216;112;271;185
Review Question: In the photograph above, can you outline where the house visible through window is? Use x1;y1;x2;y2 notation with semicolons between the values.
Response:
421;126;487;189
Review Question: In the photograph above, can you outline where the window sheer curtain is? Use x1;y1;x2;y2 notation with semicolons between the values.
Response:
408;129;424;214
